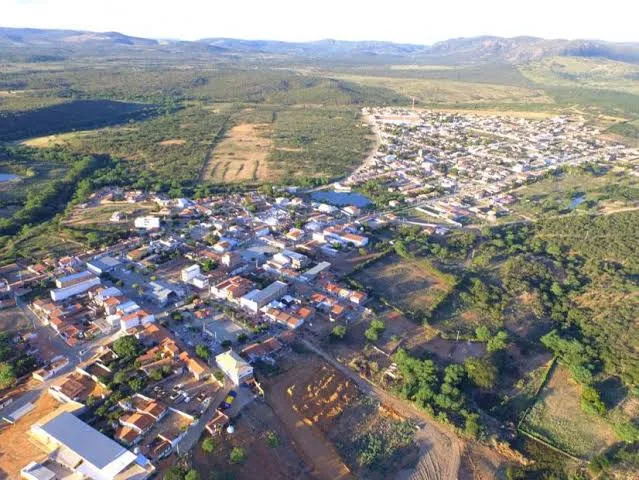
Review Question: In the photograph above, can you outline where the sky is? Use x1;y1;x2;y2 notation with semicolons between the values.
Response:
2;0;638;44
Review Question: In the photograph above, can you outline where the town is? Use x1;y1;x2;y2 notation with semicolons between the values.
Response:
0;108;637;480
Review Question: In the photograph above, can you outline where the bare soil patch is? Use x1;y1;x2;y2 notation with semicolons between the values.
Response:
159;138;186;145
203;123;276;183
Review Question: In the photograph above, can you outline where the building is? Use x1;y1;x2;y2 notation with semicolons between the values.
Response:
215;350;254;386
134;216;161;231
240;281;288;313
181;265;209;289
86;256;121;276
51;271;100;302
30;411;153;479
211;276;255;302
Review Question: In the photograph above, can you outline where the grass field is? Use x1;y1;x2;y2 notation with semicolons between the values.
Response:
353;254;454;318
203;123;275;183
330;74;552;105
521;366;618;459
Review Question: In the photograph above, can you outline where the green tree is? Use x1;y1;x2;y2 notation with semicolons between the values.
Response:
229;447;247;464
195;344;211;360
464;357;497;389
202;437;216;453
0;362;16;389
331;325;347;340
112;335;140;359
475;325;491;342
265;431;280;448
184;469;200;480
163;466;185;480
487;331;509;353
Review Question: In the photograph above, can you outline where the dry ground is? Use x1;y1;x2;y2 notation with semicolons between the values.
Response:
521;366;618;459
0;393;74;479
191;400;312;480
265;355;356;480
353;254;452;316
0;307;31;334
203;123;276;183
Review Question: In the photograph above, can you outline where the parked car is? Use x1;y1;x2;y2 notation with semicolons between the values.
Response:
218;390;237;410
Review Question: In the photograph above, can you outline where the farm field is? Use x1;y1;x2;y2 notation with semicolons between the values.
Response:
352;254;455;319
203;123;275;183
520;366;618;459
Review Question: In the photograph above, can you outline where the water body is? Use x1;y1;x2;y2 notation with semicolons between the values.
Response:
311;190;372;207
0;173;19;183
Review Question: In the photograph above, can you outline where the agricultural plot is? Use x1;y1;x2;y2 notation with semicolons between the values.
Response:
352;254;455;319
520;366;618;459
203;123;275;183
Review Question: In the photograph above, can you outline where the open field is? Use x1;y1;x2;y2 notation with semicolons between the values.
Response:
62;201;156;227
352;254;455;318
191;400;313;480
521;366;618;459
331;74;552;105
265;355;356;480
0;306;31;334
203;123;275;183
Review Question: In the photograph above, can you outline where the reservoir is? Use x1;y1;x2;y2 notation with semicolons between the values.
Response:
311;191;371;207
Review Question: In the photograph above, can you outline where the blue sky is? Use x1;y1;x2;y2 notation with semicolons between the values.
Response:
3;0;637;44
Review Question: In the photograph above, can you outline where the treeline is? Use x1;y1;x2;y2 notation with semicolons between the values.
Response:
0;147;111;237
0;100;156;141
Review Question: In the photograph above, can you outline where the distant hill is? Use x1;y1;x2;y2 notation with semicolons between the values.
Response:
1;26;638;64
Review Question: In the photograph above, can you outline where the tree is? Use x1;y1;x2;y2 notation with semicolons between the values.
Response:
229;446;247;464
487;331;509;353
331;325;347;340
86;232;100;248
195;344;210;360
202;437;216;453
0;362;16;389
163;466;185;480
464;357;497;389
184;469;200;480
112;335;140;359
128;377;145;392
475;325;491;342
265;431;280;448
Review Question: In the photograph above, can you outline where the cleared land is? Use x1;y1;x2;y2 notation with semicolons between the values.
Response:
331;74;553;105
352;254;455;318
203;123;275;183
521;366;618;459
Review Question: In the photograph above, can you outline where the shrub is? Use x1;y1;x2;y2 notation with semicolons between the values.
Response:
229;447;246;464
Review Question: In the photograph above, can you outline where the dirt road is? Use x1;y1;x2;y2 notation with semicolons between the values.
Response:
301;339;464;480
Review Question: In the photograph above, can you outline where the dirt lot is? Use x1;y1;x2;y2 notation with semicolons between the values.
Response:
521;365;618;459
353;254;453;316
0;306;31;334
0;393;69;479
203;123;275;183
191;400;312;480
63;201;156;227
265;355;356;480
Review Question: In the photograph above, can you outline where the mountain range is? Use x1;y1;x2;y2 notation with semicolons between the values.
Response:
1;26;639;64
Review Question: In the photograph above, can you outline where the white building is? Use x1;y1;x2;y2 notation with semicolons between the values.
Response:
134;216;160;231
51;271;100;302
30;411;153;479
215;350;254;386
240;281;288;313
181;265;201;283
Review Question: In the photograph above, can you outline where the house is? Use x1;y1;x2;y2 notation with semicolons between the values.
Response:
240;337;284;363
211;276;255;302
215;350;254;386
120;310;155;331
179;352;209;380
30;411;153;479
205;410;230;436
134;216;161;231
